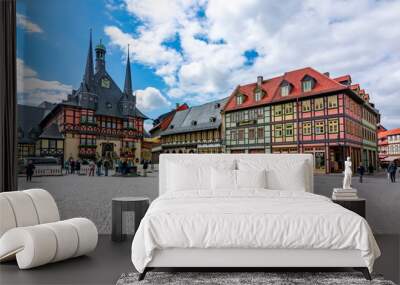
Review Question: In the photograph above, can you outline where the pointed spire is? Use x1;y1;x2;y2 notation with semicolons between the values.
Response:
124;44;133;96
83;29;94;88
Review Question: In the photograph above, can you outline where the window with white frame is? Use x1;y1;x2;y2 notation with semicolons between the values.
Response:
255;90;262;101
302;80;312;92
281;85;290;97
236;95;244;105
315;121;325;134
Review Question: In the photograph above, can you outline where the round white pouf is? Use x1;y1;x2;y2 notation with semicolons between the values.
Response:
0;218;98;269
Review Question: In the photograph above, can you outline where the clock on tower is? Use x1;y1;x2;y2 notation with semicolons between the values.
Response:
101;78;110;88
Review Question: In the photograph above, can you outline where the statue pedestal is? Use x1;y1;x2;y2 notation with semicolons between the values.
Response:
333;188;357;192
332;188;358;200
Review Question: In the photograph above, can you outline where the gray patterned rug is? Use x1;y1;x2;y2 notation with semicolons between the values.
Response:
116;272;396;285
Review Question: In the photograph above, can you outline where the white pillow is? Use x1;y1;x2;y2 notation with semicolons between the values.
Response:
167;162;210;191
266;161;306;191
238;159;307;191
211;168;236;191
236;169;267;189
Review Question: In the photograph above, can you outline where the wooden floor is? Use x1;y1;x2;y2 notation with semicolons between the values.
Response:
0;235;398;285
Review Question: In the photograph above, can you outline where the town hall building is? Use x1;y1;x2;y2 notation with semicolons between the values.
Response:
37;32;148;163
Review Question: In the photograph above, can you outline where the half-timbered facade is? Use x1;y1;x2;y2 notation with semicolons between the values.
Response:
223;68;379;173
149;103;189;163
378;128;400;166
223;76;272;153
160;98;228;153
17;103;65;160
39;33;147;163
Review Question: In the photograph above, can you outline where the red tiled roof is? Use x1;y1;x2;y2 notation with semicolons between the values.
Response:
334;75;351;83
224;67;348;112
378;128;400;148
350;84;360;91
380;128;400;137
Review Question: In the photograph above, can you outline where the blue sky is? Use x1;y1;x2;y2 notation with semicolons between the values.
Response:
16;0;400;129
16;0;171;125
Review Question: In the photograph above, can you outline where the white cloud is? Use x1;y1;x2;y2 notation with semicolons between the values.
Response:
144;121;153;132
106;0;400;129
17;58;72;105
135;87;171;111
16;13;43;33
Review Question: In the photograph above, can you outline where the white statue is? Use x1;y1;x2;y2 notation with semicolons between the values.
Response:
343;156;352;189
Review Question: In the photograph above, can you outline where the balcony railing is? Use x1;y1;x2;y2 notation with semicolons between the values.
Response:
79;144;97;148
80;119;97;126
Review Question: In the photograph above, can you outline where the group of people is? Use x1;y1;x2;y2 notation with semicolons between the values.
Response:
356;161;398;183
356;163;375;183
62;157;152;177
64;158;112;176
64;159;81;175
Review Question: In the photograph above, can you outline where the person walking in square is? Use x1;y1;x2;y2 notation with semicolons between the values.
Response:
26;160;35;182
357;163;365;183
64;160;69;175
96;159;103;176
76;160;81;175
388;161;397;183
104;160;110;176
143;160;148;177
88;160;95;176
70;160;75;174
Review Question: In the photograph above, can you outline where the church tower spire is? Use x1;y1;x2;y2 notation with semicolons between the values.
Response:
83;29;94;87
124;44;133;96
95;39;106;73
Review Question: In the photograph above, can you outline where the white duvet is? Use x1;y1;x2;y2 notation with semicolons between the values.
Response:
131;190;380;273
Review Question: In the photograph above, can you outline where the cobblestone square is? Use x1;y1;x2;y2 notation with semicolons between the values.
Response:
18;171;400;235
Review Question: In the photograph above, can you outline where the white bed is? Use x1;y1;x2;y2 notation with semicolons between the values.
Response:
131;154;380;280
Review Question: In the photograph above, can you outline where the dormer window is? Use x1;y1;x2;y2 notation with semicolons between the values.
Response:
302;80;312;92
254;89;263;101
191;120;197;126
209;116;216;123
301;75;316;92
106;102;112;109
281;85;290;97
236;94;244;105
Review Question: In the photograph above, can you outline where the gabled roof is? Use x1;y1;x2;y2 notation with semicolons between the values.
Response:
381;128;400;137
39;123;64;139
150;103;189;134
59;33;148;121
334;75;351;84
350;84;360;91
271;67;348;103
162;97;228;136
224;67;349;112
17;105;47;144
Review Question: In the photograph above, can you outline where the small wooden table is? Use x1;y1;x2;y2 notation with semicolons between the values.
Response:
332;198;366;218
112;196;150;242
